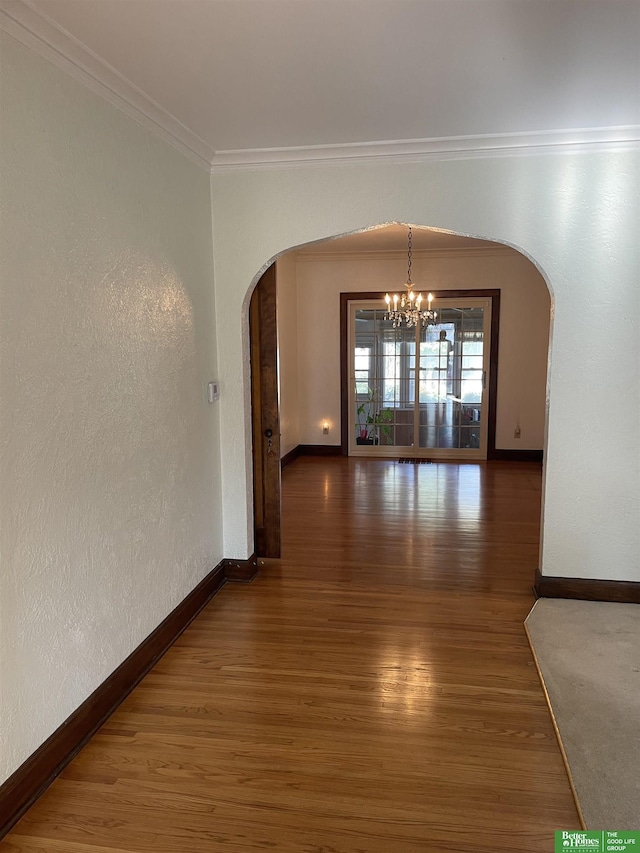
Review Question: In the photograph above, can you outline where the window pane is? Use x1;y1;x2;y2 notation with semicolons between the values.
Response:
354;346;370;394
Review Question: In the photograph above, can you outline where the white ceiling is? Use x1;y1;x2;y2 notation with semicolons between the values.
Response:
17;0;640;156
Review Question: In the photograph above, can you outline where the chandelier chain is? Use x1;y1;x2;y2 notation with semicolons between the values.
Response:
407;227;412;284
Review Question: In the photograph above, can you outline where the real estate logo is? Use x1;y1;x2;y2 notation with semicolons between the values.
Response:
555;831;640;853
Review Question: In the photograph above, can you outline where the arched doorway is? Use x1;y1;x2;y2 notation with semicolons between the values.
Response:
249;223;551;558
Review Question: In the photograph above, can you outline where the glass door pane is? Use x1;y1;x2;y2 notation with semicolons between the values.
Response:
352;307;414;448
349;298;491;458
418;303;488;454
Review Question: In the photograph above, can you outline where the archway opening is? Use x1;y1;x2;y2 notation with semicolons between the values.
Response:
249;222;552;568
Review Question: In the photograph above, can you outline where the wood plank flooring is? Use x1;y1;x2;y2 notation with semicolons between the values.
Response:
3;458;580;852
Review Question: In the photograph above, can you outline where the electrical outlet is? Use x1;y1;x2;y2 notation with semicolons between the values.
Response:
514;426;521;439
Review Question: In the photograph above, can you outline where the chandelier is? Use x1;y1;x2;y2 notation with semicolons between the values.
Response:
384;227;437;329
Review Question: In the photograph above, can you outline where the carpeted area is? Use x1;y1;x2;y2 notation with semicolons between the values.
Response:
525;599;640;831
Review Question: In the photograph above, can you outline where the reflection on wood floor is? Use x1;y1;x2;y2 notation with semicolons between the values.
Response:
4;458;580;852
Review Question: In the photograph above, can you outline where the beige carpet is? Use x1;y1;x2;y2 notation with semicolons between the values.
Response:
525;598;640;831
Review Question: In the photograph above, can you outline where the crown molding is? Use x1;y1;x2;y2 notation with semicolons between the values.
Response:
296;247;515;263
211;126;640;173
0;0;215;171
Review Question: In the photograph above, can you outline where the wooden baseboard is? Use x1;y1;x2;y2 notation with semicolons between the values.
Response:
298;444;343;457
490;449;543;462
534;568;640;603
0;561;229;838
281;445;342;469
222;554;259;583
280;445;301;471
289;444;542;463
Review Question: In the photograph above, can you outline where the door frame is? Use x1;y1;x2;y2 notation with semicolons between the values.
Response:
249;264;281;558
340;289;501;458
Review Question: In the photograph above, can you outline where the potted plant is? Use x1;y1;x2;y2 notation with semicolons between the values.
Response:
356;388;393;445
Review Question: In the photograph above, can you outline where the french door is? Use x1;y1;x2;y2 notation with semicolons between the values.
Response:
348;297;493;460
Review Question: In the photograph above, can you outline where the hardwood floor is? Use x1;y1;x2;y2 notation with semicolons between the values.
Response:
3;458;580;852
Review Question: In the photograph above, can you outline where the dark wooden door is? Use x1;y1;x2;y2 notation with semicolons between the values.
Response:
250;264;281;557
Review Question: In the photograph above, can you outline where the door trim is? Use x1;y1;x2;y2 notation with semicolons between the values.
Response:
339;289;501;458
249;264;281;558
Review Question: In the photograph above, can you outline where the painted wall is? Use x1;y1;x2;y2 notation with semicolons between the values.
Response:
0;35;222;782
211;149;640;583
275;255;300;457
293;250;550;449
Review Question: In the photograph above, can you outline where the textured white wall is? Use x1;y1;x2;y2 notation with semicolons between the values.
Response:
211;150;639;582
293;251;550;449
0;35;222;782
275;256;300;457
